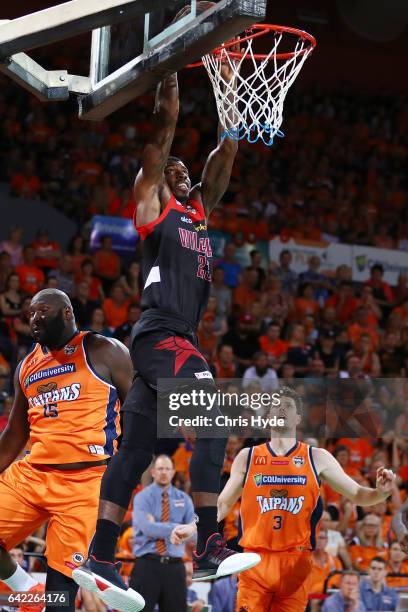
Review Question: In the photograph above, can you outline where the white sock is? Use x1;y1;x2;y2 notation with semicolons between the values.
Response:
3;564;38;591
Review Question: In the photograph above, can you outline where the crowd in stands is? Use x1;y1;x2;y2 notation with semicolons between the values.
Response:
0;71;407;248
0;69;408;610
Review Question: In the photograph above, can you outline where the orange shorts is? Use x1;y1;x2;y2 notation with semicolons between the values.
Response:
0;459;105;578
236;550;312;612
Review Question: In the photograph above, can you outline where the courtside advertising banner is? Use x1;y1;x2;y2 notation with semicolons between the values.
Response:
90;215;138;253
352;245;408;285
269;238;352;276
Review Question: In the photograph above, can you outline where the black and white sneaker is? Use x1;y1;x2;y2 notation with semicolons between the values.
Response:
192;533;260;582
72;556;145;612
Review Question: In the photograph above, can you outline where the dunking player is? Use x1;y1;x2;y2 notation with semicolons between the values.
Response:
72;8;260;612
0;289;134;612
219;387;395;611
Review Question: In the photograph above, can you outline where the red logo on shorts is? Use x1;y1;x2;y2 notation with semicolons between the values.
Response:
155;336;205;375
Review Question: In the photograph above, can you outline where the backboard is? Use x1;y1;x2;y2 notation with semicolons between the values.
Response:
0;0;267;120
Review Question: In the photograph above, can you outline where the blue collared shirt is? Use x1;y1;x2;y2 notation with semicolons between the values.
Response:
132;483;195;558
208;576;237;612
360;579;399;611
322;592;366;612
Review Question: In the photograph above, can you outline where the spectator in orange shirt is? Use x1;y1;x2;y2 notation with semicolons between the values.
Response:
333;445;363;480
0;351;10;381
15;246;45;296
387;541;408;588
233;267;260;314
325;281;358;325
393;298;408;327
370;501;394;544
222;436;243;477
31;228;61;272
197;313;218;362
259;322;288;363
350;514;388;571
76;259;104;302
336;438;374;473
294;283;320;321
348;306;380;349
356;285;381;326
354;334;381;377
365;264;394;309
10;161;42;199
172;441;194;485
93;235;121;292
0;226;23;267
116;526;135;578
108;188;135;219
73;147;103;186
118;261;141;304
85;307;113;337
308;530;341;596
67;234;87;274
213;344;238;379
103;284;130;330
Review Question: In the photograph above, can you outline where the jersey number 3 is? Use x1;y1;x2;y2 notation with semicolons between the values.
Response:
273;516;282;530
43;404;59;418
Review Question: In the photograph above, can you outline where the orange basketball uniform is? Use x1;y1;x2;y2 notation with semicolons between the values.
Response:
0;331;121;578
237;441;323;612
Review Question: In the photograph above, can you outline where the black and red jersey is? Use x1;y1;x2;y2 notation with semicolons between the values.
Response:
134;194;212;330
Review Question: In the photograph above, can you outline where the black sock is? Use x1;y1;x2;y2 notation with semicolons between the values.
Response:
196;506;218;554
91;519;121;563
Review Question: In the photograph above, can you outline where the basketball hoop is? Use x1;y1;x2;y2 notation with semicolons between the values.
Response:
189;24;316;146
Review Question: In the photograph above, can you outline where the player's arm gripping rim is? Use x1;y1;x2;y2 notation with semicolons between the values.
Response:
133;74;179;226
217;448;249;522
194;46;240;215
392;498;408;554
313;447;395;505
0;364;30;474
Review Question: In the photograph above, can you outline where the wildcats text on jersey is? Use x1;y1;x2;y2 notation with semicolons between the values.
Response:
178;228;213;257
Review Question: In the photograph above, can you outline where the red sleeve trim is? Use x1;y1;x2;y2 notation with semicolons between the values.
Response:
134;194;176;241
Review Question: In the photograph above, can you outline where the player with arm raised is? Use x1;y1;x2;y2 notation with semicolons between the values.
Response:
73;5;260;611
219;387;395;612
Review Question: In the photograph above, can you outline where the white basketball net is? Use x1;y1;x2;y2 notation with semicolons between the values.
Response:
202;29;313;146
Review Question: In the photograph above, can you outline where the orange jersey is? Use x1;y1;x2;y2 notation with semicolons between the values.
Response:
19;331;121;464
350;544;388;571
239;441;323;552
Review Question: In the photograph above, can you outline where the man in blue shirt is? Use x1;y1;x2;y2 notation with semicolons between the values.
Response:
360;557;399;611
323;571;366;612
130;454;196;611
216;243;242;289
208;575;237;612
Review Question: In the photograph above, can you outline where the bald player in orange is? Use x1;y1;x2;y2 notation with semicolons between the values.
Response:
218;387;396;612
0;288;134;612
